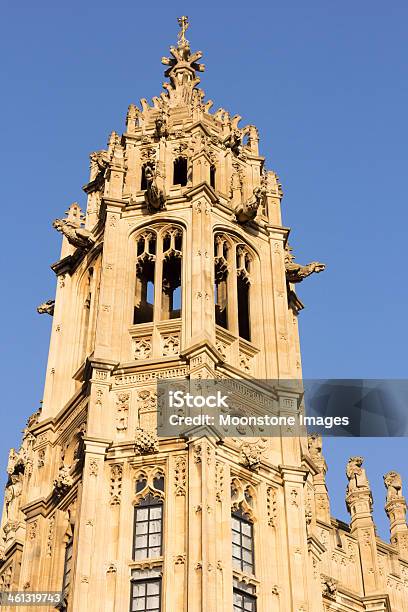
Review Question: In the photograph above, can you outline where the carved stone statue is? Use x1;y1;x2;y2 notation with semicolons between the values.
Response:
346;456;370;493
144;166;165;212
384;471;403;502
235;186;266;223
224;129;242;156
5;474;23;521
37;300;55;316
308;433;323;463
89;150;109;182
52;218;95;250
155;115;168;139
285;245;325;283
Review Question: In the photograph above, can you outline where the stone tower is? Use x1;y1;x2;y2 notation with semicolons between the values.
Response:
1;17;407;612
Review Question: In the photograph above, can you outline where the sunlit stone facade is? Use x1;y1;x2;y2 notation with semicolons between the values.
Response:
0;18;407;612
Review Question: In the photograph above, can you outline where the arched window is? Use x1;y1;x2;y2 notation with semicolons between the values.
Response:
173;157;187;186
162;228;182;320
214;234;253;342
214;235;229;329
236;246;251;342
134;231;157;324
134;225;183;325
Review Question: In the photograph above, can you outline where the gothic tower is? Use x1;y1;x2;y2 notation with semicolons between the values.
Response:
1;17;407;612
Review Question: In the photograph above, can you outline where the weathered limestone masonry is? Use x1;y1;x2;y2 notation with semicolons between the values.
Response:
1;16;407;612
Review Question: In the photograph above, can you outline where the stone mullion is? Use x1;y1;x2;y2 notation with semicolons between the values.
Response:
228;244;239;338
115;461;134;612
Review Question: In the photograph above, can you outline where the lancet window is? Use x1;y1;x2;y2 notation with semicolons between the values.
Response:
214;233;253;341
134;226;183;324
173;156;188;186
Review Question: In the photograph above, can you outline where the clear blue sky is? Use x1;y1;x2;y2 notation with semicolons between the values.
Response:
1;1;407;540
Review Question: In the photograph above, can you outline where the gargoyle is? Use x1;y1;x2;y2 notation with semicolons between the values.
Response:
224;129;242;156
52;219;95;250
144;166;166;212
235;186;266;223
37;300;55;316
285;245;325;283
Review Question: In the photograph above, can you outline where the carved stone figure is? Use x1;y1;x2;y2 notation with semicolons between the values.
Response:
346;456;370;493
384;471;403;502
284;245;325;283
155;115;168;139
5;474;23;521
52;218;95;250
144;166;165;212
89;150;109;181
224;129;242;156
37;300;55;315
321;575;337;600
235;186;266;223
53;466;73;498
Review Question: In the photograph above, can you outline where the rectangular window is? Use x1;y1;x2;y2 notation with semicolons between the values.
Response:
130;569;161;612
133;502;163;560
231;512;254;574
233;580;257;612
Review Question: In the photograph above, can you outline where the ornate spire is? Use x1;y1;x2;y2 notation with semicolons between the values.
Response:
161;16;205;107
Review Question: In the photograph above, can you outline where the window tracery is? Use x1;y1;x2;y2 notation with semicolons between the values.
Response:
214;233;253;341
134;225;183;326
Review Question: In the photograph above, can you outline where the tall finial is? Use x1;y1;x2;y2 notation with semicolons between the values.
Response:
177;15;189;48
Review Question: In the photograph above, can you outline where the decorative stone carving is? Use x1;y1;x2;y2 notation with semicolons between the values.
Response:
267;487;277;526
174;456;187;496
110;464;123;505
346;456;370;493
37;300;55;315
4;474;23;522
144;166;165;212
162;335;180;356
224;129;242;156
240;438;267;470
89;458;99;476
231;477;256;521
285;245;325;283
134;427;158;455
235;186;266;223
384;471;403;502
116;392;130;431
133;338;152;360
321;575;337;600
53;466;73;498
46;515;55;556
52;217;95;251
